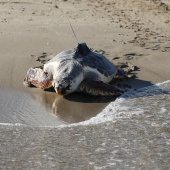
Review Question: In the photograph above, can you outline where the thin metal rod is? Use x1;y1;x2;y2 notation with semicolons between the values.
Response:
69;22;79;44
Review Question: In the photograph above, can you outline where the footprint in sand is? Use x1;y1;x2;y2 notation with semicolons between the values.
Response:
31;52;54;64
36;53;47;63
151;44;161;50
116;62;139;78
94;49;109;56
162;46;170;52
123;52;145;60
1;18;8;23
112;56;120;60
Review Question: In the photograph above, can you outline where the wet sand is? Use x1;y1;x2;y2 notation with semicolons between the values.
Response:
0;0;170;169
1;0;169;125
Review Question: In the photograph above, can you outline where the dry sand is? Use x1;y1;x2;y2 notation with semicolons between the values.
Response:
0;0;170;125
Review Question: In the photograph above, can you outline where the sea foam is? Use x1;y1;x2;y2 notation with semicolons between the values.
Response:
74;80;170;126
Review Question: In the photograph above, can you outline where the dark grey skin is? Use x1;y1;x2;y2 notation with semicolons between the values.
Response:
24;43;126;96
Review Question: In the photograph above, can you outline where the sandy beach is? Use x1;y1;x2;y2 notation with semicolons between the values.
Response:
0;0;170;169
0;0;170;124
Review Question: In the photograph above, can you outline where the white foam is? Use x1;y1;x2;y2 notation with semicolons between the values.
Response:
67;80;170;127
0;123;25;126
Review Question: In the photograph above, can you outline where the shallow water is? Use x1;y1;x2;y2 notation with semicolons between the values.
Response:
80;80;170;126
0;80;169;169
31;91;112;123
0;88;63;126
0;87;110;125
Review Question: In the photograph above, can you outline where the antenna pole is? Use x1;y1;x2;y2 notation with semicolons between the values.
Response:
69;22;79;44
